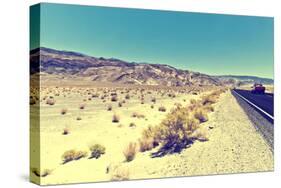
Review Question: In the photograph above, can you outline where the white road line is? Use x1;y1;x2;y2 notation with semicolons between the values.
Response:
232;90;274;120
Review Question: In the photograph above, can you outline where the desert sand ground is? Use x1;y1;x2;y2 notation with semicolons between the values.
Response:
30;83;273;185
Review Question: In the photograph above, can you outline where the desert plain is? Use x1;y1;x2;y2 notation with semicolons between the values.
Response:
30;78;273;185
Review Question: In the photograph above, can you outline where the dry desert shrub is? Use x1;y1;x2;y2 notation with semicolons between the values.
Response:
129;122;136;128
190;99;197;105
139;137;154;152
131;112;145;119
76;117;82;121
111;95;118;102
107;104;112;111
89;144;106;159
46;98;55;105
112;114;120;123
151;97;156;103
62;149;88;164
151;105;154;109
193;109;209;123
110;165;130;181
153;110;200;150
79;104;86;110
31;168;52;177
191;128;209;141
158;106;166;112
118;102;122;107
61;108;68;115
203;104;214;112
123;142;137;162
62;127;70;135
92;93;99;98
125;94;130;100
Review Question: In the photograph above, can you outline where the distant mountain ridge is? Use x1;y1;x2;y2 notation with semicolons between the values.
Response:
215;75;273;85
30;47;273;86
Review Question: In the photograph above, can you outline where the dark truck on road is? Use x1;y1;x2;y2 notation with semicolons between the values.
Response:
251;83;265;94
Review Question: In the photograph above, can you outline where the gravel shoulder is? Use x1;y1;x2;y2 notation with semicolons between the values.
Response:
232;90;274;151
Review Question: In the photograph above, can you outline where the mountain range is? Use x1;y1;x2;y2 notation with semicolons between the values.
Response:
30;47;273;86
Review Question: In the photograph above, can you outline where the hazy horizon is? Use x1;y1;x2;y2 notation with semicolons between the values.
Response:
30;3;274;79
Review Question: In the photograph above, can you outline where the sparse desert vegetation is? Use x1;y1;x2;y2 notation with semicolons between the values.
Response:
123;142;137;162
31;83;272;185
89;144;106;159
61;149;88;164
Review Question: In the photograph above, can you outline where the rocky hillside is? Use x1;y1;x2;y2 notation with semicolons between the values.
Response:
30;47;273;87
30;47;222;86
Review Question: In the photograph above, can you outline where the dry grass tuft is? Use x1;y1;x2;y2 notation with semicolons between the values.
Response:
123;142;137;162
110;165;130;181
31;168;53;177
112;114;120;123
61;108;68;115
79;104;86;110
61;149;88;164
158;106;166;112
191;128;209;141
193;109;209;123
107;104;112;111
89;144;106;159
111;95;118;102
131;112;145;118
139;137;154;152
125;94;130;100
62;127;70;135
129;122;136;128
46;98;55;105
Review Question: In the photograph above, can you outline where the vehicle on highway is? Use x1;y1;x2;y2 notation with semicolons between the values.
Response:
251;83;265;94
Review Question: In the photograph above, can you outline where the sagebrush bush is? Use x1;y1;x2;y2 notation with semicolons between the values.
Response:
89;144;106;159
191;128;209;141
107;104;112;111
62;127;70;135
46;98;55;105
131;112;145;118
62;149;87;164
125;94;130;100
61;108;68;115
123;142;137;162
111;95;118;102
158;106;166;112
31;168;52;177
110;165;130;181
112;114;120;123
79;104;86;110
193;109;208;123
129;122;136;127
139;137;154;152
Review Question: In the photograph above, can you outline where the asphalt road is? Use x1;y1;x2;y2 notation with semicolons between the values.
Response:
232;89;274;151
233;89;274;120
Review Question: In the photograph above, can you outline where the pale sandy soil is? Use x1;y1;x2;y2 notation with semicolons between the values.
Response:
31;86;204;185
30;88;273;185
127;91;273;180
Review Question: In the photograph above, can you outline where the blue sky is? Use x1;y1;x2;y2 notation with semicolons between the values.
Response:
30;3;274;78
